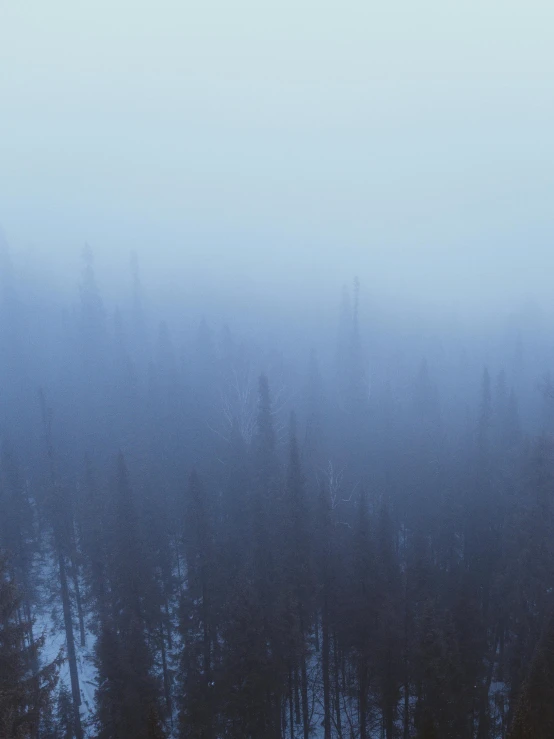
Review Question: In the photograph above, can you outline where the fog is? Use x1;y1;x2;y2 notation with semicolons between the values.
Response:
2;3;554;739
2;0;554;316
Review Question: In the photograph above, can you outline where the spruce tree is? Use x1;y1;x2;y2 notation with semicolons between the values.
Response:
0;556;59;738
179;470;215;739
279;413;312;739
94;454;162;739
509;609;554;738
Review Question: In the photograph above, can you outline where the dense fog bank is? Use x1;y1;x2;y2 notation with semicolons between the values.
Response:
2;233;554;738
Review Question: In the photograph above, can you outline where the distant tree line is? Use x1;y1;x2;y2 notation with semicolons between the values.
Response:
1;239;554;737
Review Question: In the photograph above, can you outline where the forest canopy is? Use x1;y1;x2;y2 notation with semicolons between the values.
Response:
1;239;554;738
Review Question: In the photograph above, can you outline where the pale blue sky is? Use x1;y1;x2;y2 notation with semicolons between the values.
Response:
1;0;553;314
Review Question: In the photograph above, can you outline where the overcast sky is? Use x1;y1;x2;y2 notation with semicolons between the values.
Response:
1;0;553;316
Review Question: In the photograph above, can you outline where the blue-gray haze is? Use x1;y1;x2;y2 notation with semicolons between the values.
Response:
3;6;554;737
1;0;554;320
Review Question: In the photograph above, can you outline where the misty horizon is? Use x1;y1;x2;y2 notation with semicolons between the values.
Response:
2;3;554;738
3;1;554;320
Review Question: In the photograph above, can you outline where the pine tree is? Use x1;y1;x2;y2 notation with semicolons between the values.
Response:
316;482;333;739
0;441;36;660
504;437;554;726
38;390;83;739
0;441;34;589
55;684;74;739
146;706;166;739
0;556;59;738
216;422;274;738
282;413;312;739
349;487;376;739
509;609;554;738
416;714;439;739
246;374;284;738
375;502;402;739
95;618;161;739
179;470;215;739
94;454;162;739
79;457;107;624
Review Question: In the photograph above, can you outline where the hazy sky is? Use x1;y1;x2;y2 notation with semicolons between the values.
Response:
1;0;553;315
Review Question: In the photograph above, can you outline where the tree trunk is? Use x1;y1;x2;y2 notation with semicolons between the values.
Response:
333;633;343;739
164;597;173;650
403;683;410;739
289;666;295;739
71;558;86;648
322;600;331;739
201;571;213;739
58;550;83;739
160;624;171;716
314;613;320;653
301;651;309;739
403;591;411;739
294;665;301;725
478;628;499;738
359;659;368;739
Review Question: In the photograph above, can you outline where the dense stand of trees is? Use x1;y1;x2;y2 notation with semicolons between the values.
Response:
1;237;554;737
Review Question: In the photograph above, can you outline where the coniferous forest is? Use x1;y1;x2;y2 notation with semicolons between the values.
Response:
2;238;554;739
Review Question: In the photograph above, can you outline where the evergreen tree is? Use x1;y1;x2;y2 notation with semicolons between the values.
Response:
95;618;161;739
246;374;284;738
38;390;83;739
0;441;36;645
179;470;215;739
316;482;333;739
348;487;376;739
375;501;402;739
282;413;312;739
94;454;162;739
55;684;74;739
0;556;59;738
509;609;554;738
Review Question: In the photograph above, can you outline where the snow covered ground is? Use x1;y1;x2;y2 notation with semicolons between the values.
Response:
33;552;98;736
